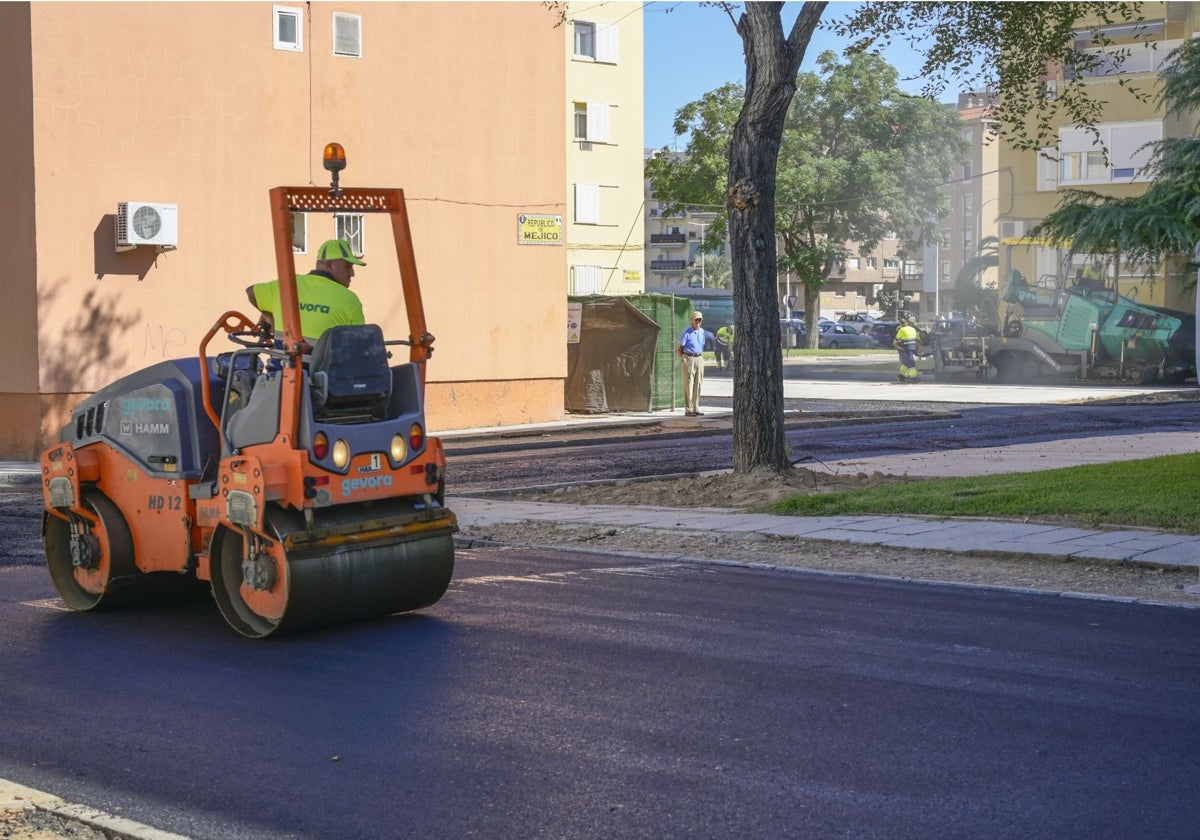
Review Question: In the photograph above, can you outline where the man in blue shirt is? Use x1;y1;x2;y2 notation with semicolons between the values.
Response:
678;310;708;416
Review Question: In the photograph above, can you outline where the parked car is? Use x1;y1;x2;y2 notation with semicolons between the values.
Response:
817;322;877;349
868;321;901;347
837;313;878;333
780;318;807;348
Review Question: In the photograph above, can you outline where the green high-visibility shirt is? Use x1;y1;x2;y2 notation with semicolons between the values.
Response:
251;272;365;341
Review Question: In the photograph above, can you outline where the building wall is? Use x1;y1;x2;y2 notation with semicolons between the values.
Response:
565;3;645;296
1;2;568;458
0;3;40;456
940;100;1001;313
1000;1;1198;313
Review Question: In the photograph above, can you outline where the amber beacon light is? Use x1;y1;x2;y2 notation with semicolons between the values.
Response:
324;142;347;196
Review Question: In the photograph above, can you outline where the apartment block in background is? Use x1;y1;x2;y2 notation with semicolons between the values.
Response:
566;3;645;296
999;1;1198;314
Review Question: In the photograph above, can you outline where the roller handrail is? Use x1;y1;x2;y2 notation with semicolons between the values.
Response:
199;310;262;434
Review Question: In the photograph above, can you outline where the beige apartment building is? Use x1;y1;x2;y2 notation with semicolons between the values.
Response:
565;3;645;296
0;2;580;459
1000;2;1198;314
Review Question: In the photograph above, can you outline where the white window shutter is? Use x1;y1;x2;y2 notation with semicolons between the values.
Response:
572;265;603;295
1037;149;1058;192
333;12;361;57
585;103;610;143
1110;122;1161;171
575;183;600;224
596;23;619;63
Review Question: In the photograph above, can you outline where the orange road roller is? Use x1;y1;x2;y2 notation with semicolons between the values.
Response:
39;145;457;638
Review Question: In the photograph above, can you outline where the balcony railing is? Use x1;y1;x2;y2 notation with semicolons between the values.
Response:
650;259;688;272
650;233;687;244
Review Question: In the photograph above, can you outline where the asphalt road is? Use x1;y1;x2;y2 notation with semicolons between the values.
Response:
2;546;1199;839
5;378;1199;838
445;396;1200;493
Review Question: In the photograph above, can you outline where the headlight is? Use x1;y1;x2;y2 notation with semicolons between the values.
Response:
390;434;408;463
332;438;351;469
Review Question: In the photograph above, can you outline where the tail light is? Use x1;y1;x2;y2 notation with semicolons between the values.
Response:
312;432;329;460
409;423;424;452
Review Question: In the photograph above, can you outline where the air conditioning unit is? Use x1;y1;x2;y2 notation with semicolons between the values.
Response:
115;202;178;251
1000;220;1026;239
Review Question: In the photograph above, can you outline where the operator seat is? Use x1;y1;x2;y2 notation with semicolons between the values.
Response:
308;324;392;422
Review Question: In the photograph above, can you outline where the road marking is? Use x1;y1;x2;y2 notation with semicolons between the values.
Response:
19;598;71;612
453;562;686;587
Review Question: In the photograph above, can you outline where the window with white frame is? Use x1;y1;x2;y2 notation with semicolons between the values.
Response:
334;214;364;257
846;257;860;270
574;21;596;58
1073;38;1182;78
866;257;877;269
574;183;600;225
274;5;303;51
1063;150;1108;181
573;102;611;143
1058;120;1162;185
291;212;307;254
883;257;900;269
573;104;587;140
333;12;362;57
573;20;619;62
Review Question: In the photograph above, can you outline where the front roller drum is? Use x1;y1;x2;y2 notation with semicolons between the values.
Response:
43;487;138;611
209;509;456;639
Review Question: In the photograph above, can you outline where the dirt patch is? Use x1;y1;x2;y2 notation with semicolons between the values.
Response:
502;465;909;510
461;466;1200;607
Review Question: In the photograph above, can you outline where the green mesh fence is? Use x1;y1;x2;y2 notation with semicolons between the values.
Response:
625;293;692;411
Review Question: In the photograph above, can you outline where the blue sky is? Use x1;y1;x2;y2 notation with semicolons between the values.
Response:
643;2;953;150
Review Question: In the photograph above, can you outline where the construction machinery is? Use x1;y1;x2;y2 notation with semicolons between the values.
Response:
38;145;457;638
932;245;1196;385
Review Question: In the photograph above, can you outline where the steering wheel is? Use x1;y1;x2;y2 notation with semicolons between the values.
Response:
227;329;273;348
211;312;272;348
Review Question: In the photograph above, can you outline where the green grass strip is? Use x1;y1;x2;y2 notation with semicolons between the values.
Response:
769;452;1200;533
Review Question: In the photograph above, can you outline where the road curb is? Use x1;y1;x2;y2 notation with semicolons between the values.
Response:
0;778;191;840
443;410;959;456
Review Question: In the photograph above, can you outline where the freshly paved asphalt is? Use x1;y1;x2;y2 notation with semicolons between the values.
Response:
3;370;1198;838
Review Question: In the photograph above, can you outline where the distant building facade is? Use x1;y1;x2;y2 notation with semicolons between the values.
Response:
566;3;645;296
998;1;1198;314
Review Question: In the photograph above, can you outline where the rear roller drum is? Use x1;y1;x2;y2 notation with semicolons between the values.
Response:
44;488;138;611
210;507;455;639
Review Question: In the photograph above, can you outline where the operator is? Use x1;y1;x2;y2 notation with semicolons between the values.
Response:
893;316;921;384
1079;262;1106;292
246;239;366;342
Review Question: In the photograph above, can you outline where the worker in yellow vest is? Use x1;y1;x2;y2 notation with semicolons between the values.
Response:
714;324;735;369
893;317;921;383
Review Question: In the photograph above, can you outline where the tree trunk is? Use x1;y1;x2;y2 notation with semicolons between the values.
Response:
728;2;825;473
